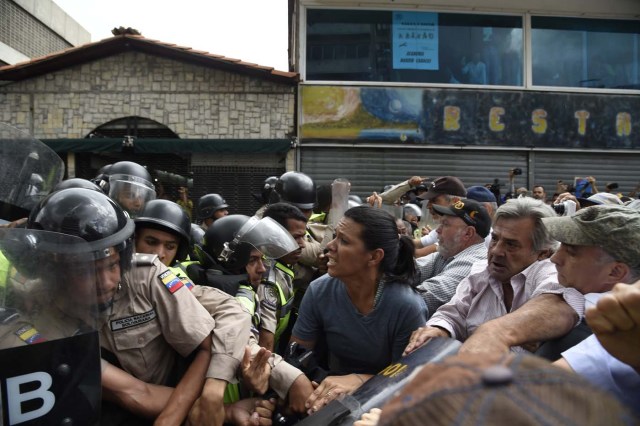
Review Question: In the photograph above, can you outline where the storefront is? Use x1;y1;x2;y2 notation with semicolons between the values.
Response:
290;0;640;197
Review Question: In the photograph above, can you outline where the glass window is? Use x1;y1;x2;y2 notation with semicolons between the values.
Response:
532;17;640;89
306;9;523;86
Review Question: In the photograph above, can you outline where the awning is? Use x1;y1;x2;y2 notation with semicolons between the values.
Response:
41;138;292;154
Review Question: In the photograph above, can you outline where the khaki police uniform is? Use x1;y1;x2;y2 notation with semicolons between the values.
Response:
0;307;83;349
99;254;216;386
257;260;295;341
190;284;251;383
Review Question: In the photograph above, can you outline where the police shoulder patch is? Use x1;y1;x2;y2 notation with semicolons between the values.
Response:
15;324;46;344
158;270;184;294
261;284;279;310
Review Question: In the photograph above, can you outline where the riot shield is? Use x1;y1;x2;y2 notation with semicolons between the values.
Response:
0;124;64;223
296;337;461;426
0;229;101;425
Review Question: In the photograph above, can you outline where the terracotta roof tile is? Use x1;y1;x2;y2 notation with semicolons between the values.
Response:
0;34;298;83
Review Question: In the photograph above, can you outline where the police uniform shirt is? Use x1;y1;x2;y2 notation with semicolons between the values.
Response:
257;261;294;335
99;255;215;386
0;307;81;349
190;284;251;383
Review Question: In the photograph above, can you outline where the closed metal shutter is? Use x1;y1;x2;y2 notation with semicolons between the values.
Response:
300;146;526;200
532;151;640;197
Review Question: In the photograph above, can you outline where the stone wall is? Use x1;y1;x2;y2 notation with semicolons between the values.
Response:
0;51;296;139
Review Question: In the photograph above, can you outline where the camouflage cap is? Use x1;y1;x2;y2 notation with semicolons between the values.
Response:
541;205;640;268
378;352;637;426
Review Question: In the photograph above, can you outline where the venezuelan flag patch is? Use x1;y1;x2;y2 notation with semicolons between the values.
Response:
158;270;184;294
15;324;46;345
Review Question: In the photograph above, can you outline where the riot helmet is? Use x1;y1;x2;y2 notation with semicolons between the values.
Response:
106;161;156;218
190;225;205;247
200;214;297;272
28;188;135;273
189;224;205;259
134;199;191;264
91;163;112;193
253;176;278;205
196;193;229;221
201;215;251;271
54;178;103;193
270;171;317;210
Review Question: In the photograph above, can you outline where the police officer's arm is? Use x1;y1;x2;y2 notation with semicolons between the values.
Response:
101;360;174;419
258;329;275;352
155;334;214;425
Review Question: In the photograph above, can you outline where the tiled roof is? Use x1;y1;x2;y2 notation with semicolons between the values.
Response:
0;34;298;84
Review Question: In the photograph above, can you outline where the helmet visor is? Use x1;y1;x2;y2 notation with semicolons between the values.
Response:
235;216;298;260
0;229;99;348
109;178;156;218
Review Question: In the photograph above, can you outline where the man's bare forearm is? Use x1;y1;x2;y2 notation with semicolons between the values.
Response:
461;294;578;352
155;335;212;425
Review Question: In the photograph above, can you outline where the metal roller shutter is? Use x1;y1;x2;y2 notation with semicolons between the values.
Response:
532;151;640;197
300;146;527;200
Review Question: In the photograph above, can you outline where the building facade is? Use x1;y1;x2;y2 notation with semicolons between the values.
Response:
0;0;90;65
290;0;640;199
0;35;298;214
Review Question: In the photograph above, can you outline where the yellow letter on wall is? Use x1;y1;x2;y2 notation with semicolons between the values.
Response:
531;109;548;135
616;112;631;137
575;110;590;136
489;107;505;132
444;106;461;131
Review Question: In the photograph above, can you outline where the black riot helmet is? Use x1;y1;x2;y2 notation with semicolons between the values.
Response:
253;176;278;205
107;161;156;218
196;193;229;221
28;188;135;272
54;178;103;192
202;215;251;271
91;163;112;193
270;171;317;210
134;200;191;264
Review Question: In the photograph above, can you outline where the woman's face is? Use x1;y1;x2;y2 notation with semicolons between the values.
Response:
325;217;375;281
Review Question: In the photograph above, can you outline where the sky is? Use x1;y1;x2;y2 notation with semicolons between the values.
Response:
52;0;289;71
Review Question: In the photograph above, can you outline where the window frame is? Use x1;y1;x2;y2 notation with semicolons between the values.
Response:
299;5;640;95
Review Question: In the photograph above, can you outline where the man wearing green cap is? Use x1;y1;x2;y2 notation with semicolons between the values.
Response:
539;205;640;413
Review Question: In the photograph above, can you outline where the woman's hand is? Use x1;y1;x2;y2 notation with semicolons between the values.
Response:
305;374;367;414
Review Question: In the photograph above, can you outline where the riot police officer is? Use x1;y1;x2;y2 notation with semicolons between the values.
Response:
104;161;156;217
28;188;249;425
134;206;314;414
196;193;230;230
261;203;308;354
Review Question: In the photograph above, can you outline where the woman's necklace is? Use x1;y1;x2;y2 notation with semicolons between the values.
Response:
373;277;385;309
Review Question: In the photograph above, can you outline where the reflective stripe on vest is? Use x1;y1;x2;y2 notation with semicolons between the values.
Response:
267;261;295;340
236;283;260;329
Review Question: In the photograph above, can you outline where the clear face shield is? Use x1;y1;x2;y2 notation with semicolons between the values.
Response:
0;228;102;424
0;229;99;349
108;174;156;218
218;216;298;264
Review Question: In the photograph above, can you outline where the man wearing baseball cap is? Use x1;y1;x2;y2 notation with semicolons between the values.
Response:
414;176;468;257
414;199;491;316
541;205;640;412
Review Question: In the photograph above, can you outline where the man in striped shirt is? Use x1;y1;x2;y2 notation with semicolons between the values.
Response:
413;199;490;317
